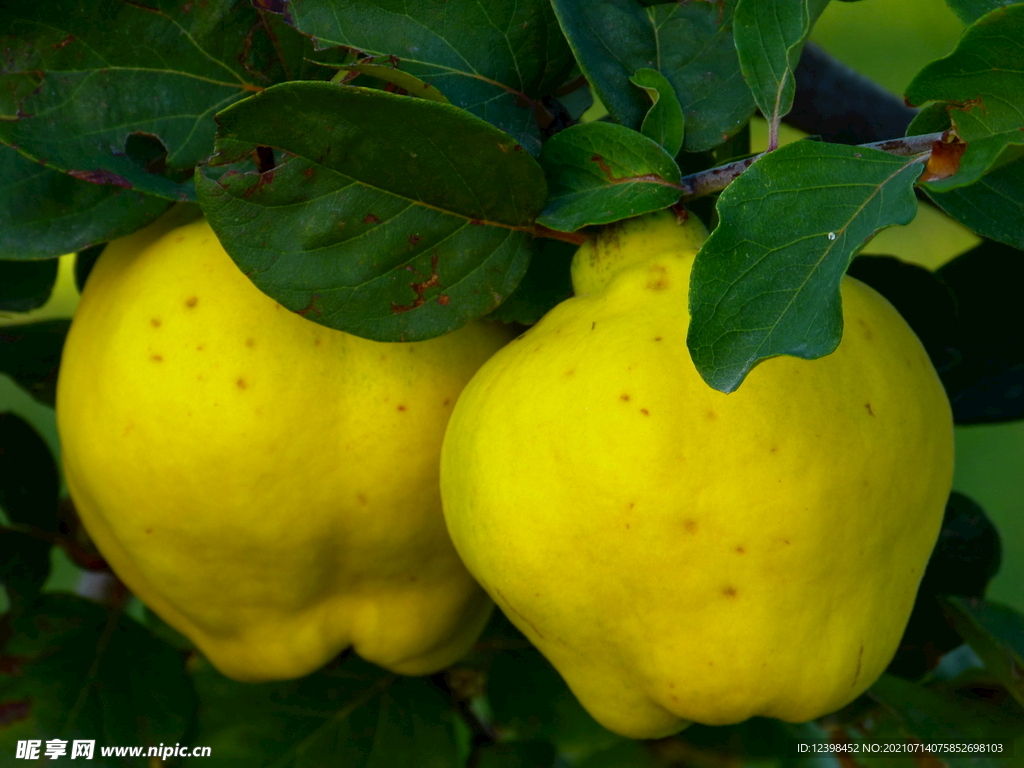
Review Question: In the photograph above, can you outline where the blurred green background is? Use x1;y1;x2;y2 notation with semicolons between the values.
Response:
1;0;1020;612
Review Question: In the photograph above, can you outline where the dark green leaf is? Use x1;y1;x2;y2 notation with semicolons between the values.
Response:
476;740;557;768
189;658;461;768
733;0;829;138
488;644;622;759
0;319;70;408
198;83;544;341
943;597;1024;708
536;123;682;232
0;259;57;313
0;531;50;601
0;412;58;530
945;0;1022;25
488;237;575;325
687;141;923;393
575;741;654;768
550;0;755;152
0;146;170;260
928;156;1024;250
937;240;1024;423
629;68;684;157
868;673;1020;758
287;0;575;156
0;594;194;763
0;0;312;201
905;4;1024;190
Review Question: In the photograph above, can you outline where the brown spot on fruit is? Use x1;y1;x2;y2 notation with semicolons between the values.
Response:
865;402;874;416
397;404;407;411
236;378;247;389
314;338;321;346
654;336;662;341
722;587;737;598
443;398;451;407
150;318;161;328
196;345;204;351
620;394;631;401
185;296;198;308
150;354;163;362
245;338;255;348
357;493;368;505
640;408;649;415
770;446;779;453
684;519;698;534
735;546;745;554
706;410;717;420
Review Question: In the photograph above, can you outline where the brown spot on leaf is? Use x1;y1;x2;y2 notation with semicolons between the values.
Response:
52;34;75;49
437;294;450;305
297;294;323;317
922;138;966;183
363;213;381;225
392;252;442;314
409;233;422;246
68;169;132;188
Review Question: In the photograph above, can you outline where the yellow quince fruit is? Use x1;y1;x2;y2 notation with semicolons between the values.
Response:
56;212;511;681
440;211;954;738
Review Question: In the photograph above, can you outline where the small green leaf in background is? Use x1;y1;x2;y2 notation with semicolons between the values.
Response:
287;0;575;156
733;0;829;146
0;260;57;314
687;140;923;393
943;597;1024;709
905;3;1024;191
537;123;682;232
550;0;755;152
0;412;58;531
0;594;195;765
0;320;70;408
0;0;319;202
945;0;1022;24
0;146;170;261
928;156;1024;250
199;82;546;342
628;68;685;158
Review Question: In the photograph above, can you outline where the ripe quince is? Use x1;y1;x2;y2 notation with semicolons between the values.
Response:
56;212;511;681
441;211;954;738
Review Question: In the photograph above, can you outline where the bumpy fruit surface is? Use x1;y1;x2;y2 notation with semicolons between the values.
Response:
57;213;511;681
441;211;954;738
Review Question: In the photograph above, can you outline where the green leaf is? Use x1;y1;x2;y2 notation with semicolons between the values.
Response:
476;740;557;768
550;0;755;152
488;644;622;760
0;594;194;763
905;4;1024;190
189;658;462;767
0;531;51;601
0;259;57;313
0;146;171;260
945;0;1022;25
942;597;1024;709
733;0;829;139
575;741;655;768
0;0;310;201
0;413;58;530
687;141;923;393
0;319;70;408
335;64;451;104
927;156;1024;250
199;83;544;342
868;674;1021;760
488;237;575;326
629;68;684;157
536;123;682;232
287;0;575;156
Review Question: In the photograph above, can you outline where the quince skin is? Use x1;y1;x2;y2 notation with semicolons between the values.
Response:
57;213;510;681
441;211;954;738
